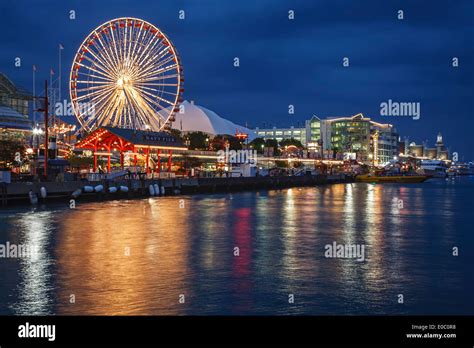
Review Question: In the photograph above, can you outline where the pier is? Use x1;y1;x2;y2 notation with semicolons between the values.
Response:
0;174;354;207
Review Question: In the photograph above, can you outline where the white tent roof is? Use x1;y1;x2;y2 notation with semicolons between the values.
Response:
172;101;255;139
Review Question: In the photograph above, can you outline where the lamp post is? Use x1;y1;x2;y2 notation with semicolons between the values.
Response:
34;80;49;178
32;126;44;175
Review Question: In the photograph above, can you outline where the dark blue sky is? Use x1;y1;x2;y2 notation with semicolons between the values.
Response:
1;0;473;159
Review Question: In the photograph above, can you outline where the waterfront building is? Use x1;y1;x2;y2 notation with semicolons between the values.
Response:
407;133;449;161
322;114;371;161
370;121;399;165
408;143;424;158
254;125;306;145
255;113;399;163
0;72;32;139
75;127;187;173
434;132;449;160
305;115;322;143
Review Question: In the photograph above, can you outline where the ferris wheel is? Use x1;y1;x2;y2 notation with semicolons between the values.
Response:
70;17;184;133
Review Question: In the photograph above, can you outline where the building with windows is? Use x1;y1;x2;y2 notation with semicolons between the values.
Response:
254;125;306;145
406;133;449;160
0;72;33;139
370;121;399;165
322;114;371;161
255;113;399;164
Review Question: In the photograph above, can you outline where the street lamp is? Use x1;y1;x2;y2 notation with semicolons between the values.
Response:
32;126;44;174
32;127;44;135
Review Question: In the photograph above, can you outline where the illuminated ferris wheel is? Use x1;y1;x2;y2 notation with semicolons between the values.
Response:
70;17;184;133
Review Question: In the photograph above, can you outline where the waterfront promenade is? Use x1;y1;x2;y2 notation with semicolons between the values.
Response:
0;174;354;207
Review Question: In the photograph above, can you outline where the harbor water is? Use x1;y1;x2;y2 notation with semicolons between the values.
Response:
0;177;473;315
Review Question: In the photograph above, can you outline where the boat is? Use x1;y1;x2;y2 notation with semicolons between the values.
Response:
451;162;474;176
447;167;457;177
420;160;447;178
356;173;428;183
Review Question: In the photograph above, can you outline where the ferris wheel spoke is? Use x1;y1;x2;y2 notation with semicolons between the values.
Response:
136;86;178;99
76;81;115;96
86;88;118;116
83;43;118;74
127;27;136;70
124;89;155;129
75;85;112;94
136;73;180;82
132;84;175;107
135;82;179;87
136;48;173;76
142;61;178;77
96;93;122;128
76;80;114;90
123;25;130;70
133;30;164;62
77;71;115;83
76;61;114;81
136;64;179;82
83;38;118;73
94;29;122;72
76;79;113;85
129;24;156;65
108;24;124;71
134;38;167;69
138;54;176;78
82;49;118;79
134;84;166;95
91;86;120;111
128;86;170;122
132;91;177;124
74;85;115;104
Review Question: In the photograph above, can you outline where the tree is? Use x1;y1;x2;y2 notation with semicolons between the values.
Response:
225;135;243;150
265;139;280;156
0;138;24;168
249;137;266;154
187;131;209;150
210;135;226;151
169;128;184;142
209;134;243;151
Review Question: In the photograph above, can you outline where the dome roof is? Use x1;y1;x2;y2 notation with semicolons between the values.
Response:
172;101;255;139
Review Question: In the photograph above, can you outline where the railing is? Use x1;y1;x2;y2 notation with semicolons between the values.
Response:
86;170;176;182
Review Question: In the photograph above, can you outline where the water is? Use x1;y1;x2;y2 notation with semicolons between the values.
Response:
0;177;473;315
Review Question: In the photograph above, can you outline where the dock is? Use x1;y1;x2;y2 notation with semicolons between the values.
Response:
0;174;354;207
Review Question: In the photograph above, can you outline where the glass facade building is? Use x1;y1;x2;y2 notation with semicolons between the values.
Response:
254;113;399;164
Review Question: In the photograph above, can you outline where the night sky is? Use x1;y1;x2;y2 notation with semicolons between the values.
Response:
1;0;473;159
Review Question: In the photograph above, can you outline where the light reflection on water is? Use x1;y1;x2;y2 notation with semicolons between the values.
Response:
0;178;473;315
